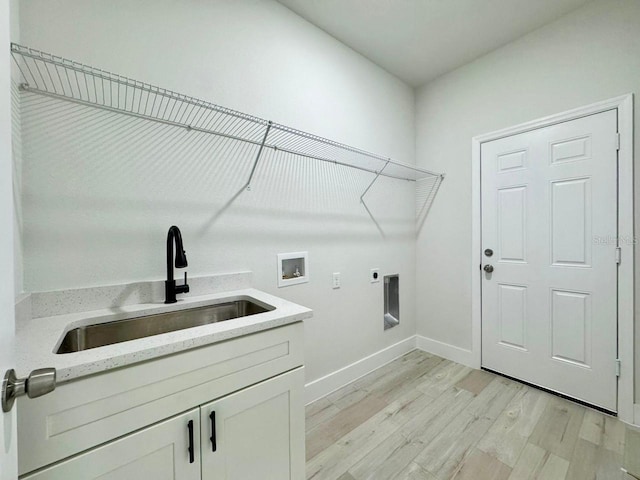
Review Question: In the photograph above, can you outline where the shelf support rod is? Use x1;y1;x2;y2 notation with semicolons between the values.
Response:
245;121;273;191
360;160;390;204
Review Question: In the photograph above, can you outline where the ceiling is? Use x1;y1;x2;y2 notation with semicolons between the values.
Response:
277;0;593;87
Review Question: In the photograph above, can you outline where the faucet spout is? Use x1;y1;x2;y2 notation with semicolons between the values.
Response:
165;226;190;304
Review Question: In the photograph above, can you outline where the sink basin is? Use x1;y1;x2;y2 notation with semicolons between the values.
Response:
56;299;274;354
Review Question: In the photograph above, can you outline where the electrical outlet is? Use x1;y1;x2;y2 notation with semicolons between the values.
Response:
332;272;341;289
370;268;380;283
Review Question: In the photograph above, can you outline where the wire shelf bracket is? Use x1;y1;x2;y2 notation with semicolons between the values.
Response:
10;43;445;218
245;121;272;191
359;160;390;205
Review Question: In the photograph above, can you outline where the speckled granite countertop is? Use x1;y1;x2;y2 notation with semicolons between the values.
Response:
16;288;312;383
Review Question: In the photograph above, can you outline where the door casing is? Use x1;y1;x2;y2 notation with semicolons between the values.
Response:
471;94;635;425
1;0;18;477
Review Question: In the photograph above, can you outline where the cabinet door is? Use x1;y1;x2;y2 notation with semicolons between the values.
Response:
200;367;305;480
22;409;201;480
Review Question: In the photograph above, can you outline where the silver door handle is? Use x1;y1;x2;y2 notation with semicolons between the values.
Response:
483;264;494;273
2;368;56;413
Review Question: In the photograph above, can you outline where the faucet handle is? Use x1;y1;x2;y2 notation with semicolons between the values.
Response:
175;271;190;295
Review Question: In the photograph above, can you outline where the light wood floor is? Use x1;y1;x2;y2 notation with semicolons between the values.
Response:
305;350;637;480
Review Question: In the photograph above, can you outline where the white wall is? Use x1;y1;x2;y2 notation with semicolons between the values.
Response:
415;0;640;400
18;0;417;385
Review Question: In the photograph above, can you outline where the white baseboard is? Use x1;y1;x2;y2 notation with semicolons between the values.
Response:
415;335;476;368
304;336;417;405
634;403;640;426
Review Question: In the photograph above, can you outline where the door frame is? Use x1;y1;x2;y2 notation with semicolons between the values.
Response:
471;94;635;424
1;0;18;477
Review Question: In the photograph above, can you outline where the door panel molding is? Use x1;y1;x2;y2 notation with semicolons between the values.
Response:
497;185;527;263
471;94;635;425
497;283;528;351
550;177;592;267
550;288;592;368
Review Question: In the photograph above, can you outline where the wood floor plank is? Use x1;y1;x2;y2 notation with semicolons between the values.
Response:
306;389;427;480
478;386;551;467
413;412;486;479
378;356;445;404
349;387;475;480
413;377;521;479
565;438;624;480
579;409;626;454
392;462;438;480
336;473;357;480
623;427;640;479
323;351;438;414
370;386;476;479
305;352;624;480
349;432;426;480
341;351;424;397
400;386;476;442
357;352;444;405
416;360;473;398
507;443;569;480
329;386;369;411
329;350;426;407
326;383;359;405
463;376;524;419
306;391;387;461
534;453;569;480
452;448;512;480
306;396;332;417
306;397;341;432
528;396;585;461
350;389;468;479
456;369;497;395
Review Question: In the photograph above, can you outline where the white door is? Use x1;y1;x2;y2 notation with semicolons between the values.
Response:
200;368;305;480
1;2;18;478
481;110;618;412
21;409;201;480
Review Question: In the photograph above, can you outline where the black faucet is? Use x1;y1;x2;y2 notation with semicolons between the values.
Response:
165;225;189;304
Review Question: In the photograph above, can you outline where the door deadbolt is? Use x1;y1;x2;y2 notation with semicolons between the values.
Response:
2;368;57;413
483;264;494;273
484;248;493;257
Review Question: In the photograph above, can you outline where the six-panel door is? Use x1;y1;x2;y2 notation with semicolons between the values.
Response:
200;367;305;480
22;409;201;480
481;110;618;412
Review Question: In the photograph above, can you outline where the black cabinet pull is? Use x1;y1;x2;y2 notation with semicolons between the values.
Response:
187;419;195;464
210;411;217;452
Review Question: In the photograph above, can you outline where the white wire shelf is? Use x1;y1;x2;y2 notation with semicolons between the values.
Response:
10;43;444;208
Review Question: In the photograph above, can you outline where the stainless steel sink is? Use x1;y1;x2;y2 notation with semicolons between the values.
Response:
56;299;274;354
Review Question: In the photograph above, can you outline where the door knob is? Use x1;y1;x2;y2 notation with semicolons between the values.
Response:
2;368;56;413
483;264;494;273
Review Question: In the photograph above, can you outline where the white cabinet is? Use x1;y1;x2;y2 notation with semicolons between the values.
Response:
200;368;305;480
23;368;304;480
23;409;201;480
18;323;303;475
